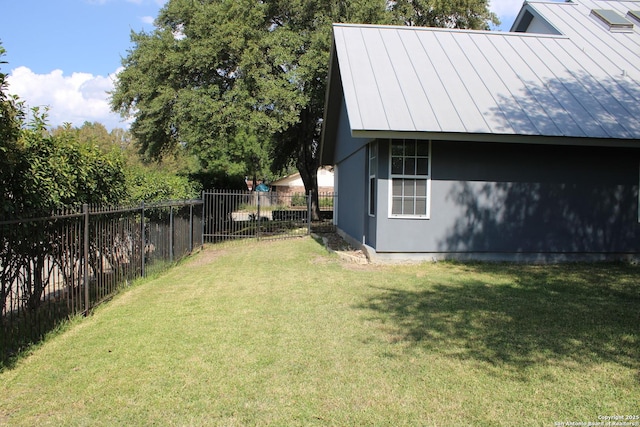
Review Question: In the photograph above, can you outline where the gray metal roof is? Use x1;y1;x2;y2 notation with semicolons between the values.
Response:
321;0;640;160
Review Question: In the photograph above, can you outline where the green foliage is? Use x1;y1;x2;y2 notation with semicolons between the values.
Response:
291;193;306;207
51;121;204;204
125;165;201;203
6;119;128;216
289;193;332;207
319;194;334;208
0;43;25;218
390;0;499;29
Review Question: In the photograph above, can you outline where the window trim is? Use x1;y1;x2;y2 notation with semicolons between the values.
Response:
368;141;377;217
388;139;432;219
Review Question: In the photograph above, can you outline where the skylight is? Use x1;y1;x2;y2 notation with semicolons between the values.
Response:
590;9;634;32
627;10;640;24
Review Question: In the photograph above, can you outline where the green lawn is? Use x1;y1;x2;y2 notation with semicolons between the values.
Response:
1;237;638;426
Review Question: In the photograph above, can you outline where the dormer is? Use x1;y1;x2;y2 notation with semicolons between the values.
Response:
511;5;563;34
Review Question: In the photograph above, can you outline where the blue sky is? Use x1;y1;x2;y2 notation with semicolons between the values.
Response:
2;0;162;76
1;0;523;131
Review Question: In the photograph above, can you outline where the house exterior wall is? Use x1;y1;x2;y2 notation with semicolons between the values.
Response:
336;149;367;244
333;97;369;244
369;139;640;260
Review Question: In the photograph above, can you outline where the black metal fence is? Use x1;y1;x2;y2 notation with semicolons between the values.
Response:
1;191;336;362
202;190;335;242
1;200;203;362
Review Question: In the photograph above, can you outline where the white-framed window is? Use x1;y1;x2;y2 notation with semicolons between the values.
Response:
369;141;377;217
389;139;431;218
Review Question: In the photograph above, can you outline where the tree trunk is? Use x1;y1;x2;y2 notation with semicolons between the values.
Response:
297;158;320;220
296;108;321;221
27;256;46;310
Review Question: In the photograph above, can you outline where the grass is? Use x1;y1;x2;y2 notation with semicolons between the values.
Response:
0;237;638;426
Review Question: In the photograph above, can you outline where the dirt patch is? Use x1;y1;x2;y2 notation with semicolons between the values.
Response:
183;246;228;268
187;234;369;267
314;232;369;265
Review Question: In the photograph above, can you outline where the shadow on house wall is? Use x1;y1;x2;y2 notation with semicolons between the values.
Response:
438;181;639;254
435;72;640;255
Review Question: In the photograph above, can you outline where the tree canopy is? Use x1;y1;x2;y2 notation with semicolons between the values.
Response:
111;0;498;215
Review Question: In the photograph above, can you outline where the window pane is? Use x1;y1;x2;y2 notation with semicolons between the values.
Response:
404;158;416;175
392;198;403;214
369;177;376;215
417;158;429;175
389;140;430;217
406;141;415;156
404;179;414;196
392;157;403;175
392;179;403;196
403;199;414;215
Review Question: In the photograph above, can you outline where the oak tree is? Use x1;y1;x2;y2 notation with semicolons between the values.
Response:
111;0;498;218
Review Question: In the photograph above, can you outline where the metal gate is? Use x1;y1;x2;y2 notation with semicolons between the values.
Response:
202;190;334;242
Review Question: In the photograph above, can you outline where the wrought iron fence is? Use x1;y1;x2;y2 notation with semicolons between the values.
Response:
203;190;335;242
1;200;203;362
1;190;335;362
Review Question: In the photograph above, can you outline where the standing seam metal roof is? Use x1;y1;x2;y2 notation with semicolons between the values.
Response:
326;0;640;143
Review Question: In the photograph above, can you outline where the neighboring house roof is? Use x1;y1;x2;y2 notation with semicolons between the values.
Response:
271;167;334;188
320;0;640;163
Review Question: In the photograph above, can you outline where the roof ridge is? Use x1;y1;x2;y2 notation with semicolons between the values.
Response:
524;0;578;5
331;23;569;39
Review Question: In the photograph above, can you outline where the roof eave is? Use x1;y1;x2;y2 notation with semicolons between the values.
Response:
319;32;341;166
351;130;640;148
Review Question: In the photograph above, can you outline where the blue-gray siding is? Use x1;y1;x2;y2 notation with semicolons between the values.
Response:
367;139;640;255
336;149;366;245
333;96;369;244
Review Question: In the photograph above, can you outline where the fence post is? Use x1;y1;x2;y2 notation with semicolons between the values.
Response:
201;191;206;246
83;203;90;315
257;191;261;240
141;202;145;277
307;190;312;236
169;205;174;263
189;202;194;253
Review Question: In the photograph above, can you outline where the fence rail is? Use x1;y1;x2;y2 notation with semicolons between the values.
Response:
202;190;335;242
1;200;203;361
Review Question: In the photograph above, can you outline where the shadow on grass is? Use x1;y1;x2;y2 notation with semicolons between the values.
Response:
360;263;640;374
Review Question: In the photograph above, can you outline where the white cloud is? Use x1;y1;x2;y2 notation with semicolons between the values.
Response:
141;15;155;25
6;66;130;131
